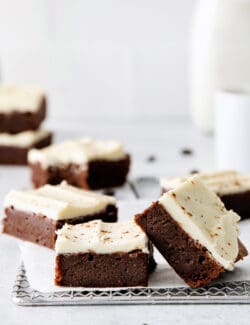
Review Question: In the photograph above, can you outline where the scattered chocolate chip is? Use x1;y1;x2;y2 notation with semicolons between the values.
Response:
146;155;156;163
181;148;193;156
103;189;115;196
190;169;199;175
88;254;94;261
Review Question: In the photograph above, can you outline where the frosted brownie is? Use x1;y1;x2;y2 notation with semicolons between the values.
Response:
55;220;156;287
0;85;46;133
2;182;117;249
161;171;250;219
28;138;130;189
0;130;52;165
135;176;248;288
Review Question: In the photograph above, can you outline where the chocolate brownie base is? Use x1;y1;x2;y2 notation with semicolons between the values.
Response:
135;202;248;288
55;250;153;287
220;191;250;220
0;132;52;165
2;204;118;249
30;155;130;189
162;187;250;220
87;155;130;189
0;98;46;134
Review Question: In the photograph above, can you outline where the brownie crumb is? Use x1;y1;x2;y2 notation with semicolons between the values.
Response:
103;189;115;196
190;169;199;175
146;155;156;163
181;148;193;156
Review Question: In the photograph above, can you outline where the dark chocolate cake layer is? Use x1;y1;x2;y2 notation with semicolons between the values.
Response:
135;202;247;288
0;132;52;165
30;155;130;189
55;251;150;287
0;99;46;134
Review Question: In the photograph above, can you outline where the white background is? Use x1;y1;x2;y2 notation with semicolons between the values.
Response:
0;0;196;120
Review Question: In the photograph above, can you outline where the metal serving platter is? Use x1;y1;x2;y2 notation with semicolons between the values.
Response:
11;178;250;305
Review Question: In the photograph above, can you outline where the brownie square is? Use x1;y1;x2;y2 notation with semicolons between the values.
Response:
136;176;248;288
0;85;46;133
0;130;52;165
28;138;130;189
30;155;130;189
54;220;156;287
2;182;118;249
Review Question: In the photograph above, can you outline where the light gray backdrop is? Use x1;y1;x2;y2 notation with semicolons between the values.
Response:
0;0;196;120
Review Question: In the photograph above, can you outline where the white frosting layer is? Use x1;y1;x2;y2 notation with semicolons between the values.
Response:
55;220;148;254
0;130;50;147
4;181;116;220
160;170;250;196
28;137;126;167
0;84;45;113
159;176;240;271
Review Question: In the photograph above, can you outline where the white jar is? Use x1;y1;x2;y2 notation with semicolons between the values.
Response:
189;0;250;133
215;90;250;172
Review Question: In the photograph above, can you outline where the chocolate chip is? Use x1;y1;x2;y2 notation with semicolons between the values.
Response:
146;155;156;163
181;148;193;156
88;254;94;261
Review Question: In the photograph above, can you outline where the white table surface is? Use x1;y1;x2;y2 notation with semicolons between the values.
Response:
1;115;250;325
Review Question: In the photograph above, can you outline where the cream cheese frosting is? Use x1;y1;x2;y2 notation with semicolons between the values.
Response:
55;220;148;254
160;171;250;196
4;181;116;221
28;137;126;167
159;176;240;271
0;130;50;147
0;84;45;113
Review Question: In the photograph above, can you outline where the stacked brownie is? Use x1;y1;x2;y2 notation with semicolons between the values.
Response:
136;176;248;288
0;84;52;164
3;181;118;249
161;170;250;219
28;137;130;189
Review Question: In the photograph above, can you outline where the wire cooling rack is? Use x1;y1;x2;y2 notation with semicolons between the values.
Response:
12;263;250;305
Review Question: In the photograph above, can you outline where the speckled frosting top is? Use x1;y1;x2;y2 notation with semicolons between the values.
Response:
160;170;250;196
0;84;45;113
159;176;240;271
55;220;149;254
28;137;127;167
4;181;116;220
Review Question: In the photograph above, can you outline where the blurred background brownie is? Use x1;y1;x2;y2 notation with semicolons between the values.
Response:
28;137;130;190
161;170;250;220
2;181;117;249
0;84;46;134
0;130;52;165
136;176;248;288
0;84;52;164
55;220;156;287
